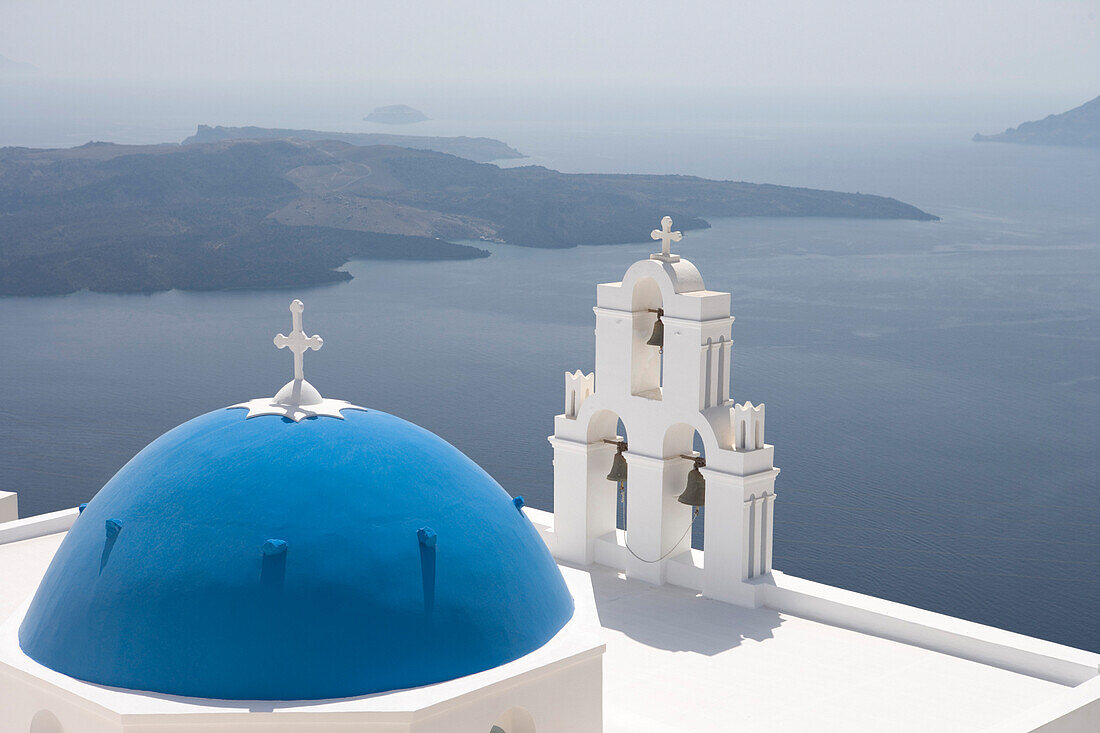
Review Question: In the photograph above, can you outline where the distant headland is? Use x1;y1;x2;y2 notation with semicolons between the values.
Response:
0;127;937;296
365;105;430;124
0;53;38;75
973;95;1100;148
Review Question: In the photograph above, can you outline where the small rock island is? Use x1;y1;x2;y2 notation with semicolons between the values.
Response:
365;105;430;124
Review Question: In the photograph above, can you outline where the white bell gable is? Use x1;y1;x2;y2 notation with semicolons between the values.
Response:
549;217;779;605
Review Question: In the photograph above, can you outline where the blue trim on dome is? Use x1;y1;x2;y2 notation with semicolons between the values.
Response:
19;408;573;700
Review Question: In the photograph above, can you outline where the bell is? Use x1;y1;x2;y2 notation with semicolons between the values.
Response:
646;316;664;348
606;448;628;484
678;462;706;506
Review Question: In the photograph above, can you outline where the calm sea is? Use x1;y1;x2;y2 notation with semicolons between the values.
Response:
1;86;1097;651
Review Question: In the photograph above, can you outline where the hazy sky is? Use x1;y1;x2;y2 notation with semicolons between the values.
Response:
2;0;1098;96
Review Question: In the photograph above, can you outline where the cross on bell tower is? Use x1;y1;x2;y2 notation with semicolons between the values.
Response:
650;216;682;262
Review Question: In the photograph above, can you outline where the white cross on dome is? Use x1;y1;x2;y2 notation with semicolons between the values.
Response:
230;299;365;421
274;299;323;382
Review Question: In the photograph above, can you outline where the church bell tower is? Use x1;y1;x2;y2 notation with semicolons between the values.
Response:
548;217;778;606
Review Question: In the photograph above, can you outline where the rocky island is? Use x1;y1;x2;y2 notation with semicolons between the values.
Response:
365;105;430;124
0;131;937;296
973;95;1100;147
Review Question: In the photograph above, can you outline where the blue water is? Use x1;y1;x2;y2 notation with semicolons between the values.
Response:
1;98;1097;652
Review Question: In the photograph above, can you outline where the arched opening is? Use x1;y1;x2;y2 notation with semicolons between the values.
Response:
613;417;629;532
30;710;63;733
491;706;536;733
588;409;628;533
662;423;708;551
630;276;663;399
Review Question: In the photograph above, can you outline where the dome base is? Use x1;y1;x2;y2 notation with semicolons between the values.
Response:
274;378;324;406
229;383;367;422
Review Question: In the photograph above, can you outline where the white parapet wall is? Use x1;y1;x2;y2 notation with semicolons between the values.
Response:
756;571;1099;687
0;508;79;545
0;492;17;524
983;675;1100;733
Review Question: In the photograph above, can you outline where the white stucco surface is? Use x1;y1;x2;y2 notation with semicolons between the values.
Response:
0;530;63;625
1;527;1092;732
586;562;1069;732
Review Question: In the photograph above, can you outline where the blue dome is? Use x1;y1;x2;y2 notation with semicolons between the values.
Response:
19;407;573;700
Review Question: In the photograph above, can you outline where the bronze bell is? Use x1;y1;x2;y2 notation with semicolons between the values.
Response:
606;444;628;484
646;310;664;348
678;459;706;506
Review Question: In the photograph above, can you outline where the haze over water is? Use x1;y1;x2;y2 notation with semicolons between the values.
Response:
1;89;1097;652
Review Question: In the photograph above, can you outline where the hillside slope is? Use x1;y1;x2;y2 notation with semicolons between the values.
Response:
184;125;522;162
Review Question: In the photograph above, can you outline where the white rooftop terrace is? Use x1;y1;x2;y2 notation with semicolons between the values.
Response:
590;562;1069;732
1;511;1097;733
